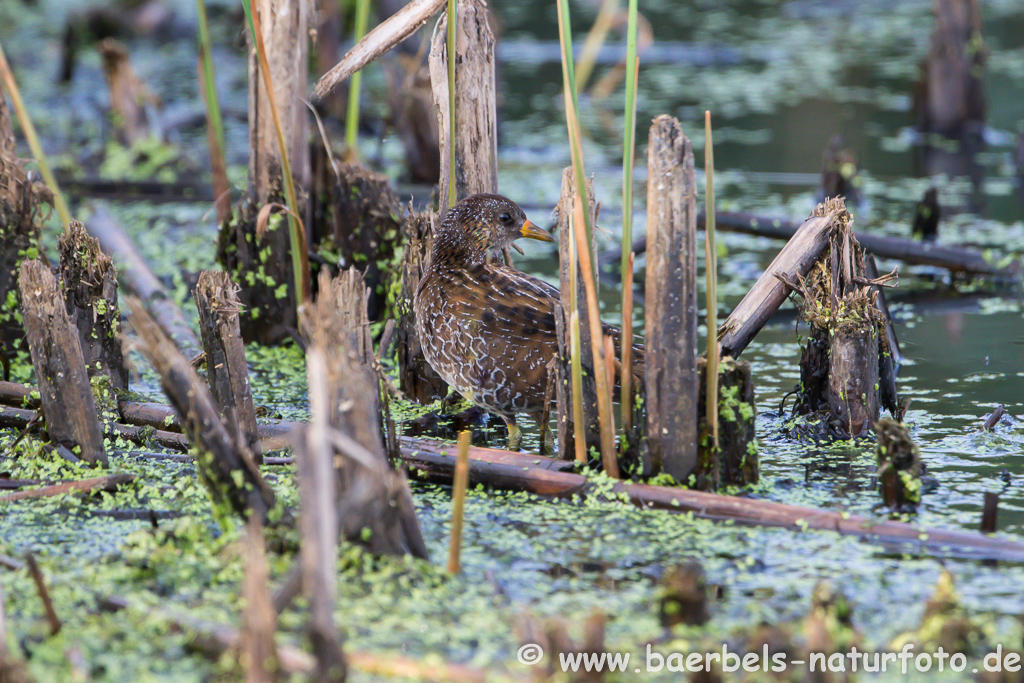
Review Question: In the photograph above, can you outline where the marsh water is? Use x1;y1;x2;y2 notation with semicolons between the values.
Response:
2;0;1024;680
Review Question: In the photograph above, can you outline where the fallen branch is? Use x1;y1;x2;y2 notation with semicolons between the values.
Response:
398;437;1024;564
0;474;135;503
314;0;447;100
85;204;202;359
601;211;1019;280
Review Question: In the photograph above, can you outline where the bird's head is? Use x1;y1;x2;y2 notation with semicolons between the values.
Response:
436;194;553;263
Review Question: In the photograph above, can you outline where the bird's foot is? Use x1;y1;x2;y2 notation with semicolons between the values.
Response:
502;416;522;451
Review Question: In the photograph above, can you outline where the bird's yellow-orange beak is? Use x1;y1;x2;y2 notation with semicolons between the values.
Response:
520;219;554;242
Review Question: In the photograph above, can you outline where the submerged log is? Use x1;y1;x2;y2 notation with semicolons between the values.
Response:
428;0;498;214
396;210;447;404
695;356;757;490
59;220;128;391
644;115;698;480
398;437;1024;563
19;260;107;467
85;204;202;359
0;474;134;503
126;298;280;525
194;271;260;462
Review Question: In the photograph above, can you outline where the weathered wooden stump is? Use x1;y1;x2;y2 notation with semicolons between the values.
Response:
428;0;498;214
644;115;698;480
556;168;600;460
695;356;757;490
786;199;895;439
59;220;127;392
875;418;922;512
126;298;279;524
919;0;986;135
19;260;107;467
217;0;310;345
0;95;50;371
299;270;429;558
308;158;403;321
396;211;447;404
194;271;260;463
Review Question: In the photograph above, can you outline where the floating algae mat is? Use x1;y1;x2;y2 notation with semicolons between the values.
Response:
2;0;1024;681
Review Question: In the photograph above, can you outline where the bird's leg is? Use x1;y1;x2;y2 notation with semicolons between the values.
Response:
440;390;464;415
501;414;522;451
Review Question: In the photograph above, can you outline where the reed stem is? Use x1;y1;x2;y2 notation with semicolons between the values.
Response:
620;0;639;439
447;429;471;574
704;111;719;453
557;0;617;477
196;0;230;223
345;0;372;159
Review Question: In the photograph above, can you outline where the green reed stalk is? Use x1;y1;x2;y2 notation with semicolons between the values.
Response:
196;0;230;223
345;0;372;159
619;0;639;438
0;41;72;227
557;0;617;477
446;0;457;209
242;0;310;304
704;111;719;452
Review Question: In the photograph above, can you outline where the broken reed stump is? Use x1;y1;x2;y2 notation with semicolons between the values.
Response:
300;270;429;558
18;260;107;467
297;348;347;681
396;210;447;404
0;95;50;368
643;115;698;481
786;199;896;438
125;298;280;525
308;156;404;321
876;418;923;512
0;582;33;683
216;180;299;346
556;168;601;458
217;0;310;345
98;39;156;147
919;0;986;136
58;220;128;391
194;271;261;463
85;204;202;359
695;356;757;490
659;561;710;630
239;515;281;682
428;0;498;214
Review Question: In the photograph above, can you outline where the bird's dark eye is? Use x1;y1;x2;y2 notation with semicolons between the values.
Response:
499;212;512;224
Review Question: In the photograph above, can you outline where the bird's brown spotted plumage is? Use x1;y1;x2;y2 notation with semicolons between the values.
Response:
414;193;643;449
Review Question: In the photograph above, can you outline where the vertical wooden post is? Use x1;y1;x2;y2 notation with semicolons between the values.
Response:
922;0;985;135
248;0;309;203
298;349;347;682
59;221;127;391
194;271;261;462
556;168;600;457
19;260;107;467
428;0;497;214
644;115;698;481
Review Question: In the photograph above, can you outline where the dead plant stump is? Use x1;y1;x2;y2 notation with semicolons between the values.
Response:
695;356;757;490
